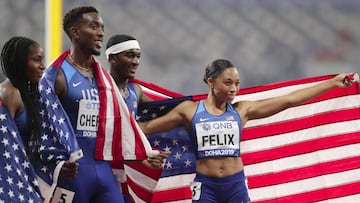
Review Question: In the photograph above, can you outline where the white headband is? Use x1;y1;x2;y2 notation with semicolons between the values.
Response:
105;40;140;60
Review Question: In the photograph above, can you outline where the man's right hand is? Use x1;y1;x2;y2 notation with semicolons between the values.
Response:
60;161;79;179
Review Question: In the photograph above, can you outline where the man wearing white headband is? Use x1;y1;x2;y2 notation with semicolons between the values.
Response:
106;34;169;203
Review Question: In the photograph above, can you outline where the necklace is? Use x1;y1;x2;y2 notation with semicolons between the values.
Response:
67;54;93;73
67;54;94;85
119;86;129;98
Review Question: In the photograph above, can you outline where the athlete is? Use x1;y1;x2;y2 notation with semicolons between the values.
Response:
139;59;356;202
106;34;153;115
0;36;44;202
37;6;122;202
106;34;168;203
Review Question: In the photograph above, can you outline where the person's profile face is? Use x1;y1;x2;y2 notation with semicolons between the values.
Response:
26;43;45;84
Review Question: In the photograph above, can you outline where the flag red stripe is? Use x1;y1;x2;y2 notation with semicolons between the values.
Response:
151;187;192;203
248;155;360;188
238;75;334;95
253;181;360;203
93;60;107;160
243;108;360;140
242;131;360;165
127;176;154;203
131;78;184;98
126;162;162;179
302;86;359;104
129;114;148;160
103;69;123;160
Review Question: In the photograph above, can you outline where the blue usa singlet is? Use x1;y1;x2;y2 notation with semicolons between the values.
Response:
56;59;124;203
189;100;250;203
190;100;242;159
124;83;139;118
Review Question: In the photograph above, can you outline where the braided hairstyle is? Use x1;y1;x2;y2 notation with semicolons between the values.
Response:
1;36;41;161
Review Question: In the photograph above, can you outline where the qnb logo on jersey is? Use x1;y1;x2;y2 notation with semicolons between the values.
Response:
200;121;235;131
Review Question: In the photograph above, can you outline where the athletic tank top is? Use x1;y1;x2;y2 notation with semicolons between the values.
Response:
14;108;29;145
60;60;99;139
124;83;139;118
190;100;242;159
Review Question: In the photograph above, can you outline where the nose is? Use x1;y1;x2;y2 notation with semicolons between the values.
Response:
132;57;140;66
40;60;46;70
98;27;104;37
229;84;239;93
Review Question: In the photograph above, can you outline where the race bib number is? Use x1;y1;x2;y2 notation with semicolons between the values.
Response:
191;181;202;201
195;121;240;157
76;99;99;131
52;187;75;203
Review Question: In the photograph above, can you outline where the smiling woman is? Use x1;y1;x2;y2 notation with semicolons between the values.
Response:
138;58;356;203
0;36;45;201
0;36;45;153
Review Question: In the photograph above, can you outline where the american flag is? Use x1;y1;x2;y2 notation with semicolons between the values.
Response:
36;51;157;202
133;74;360;203
0;101;42;203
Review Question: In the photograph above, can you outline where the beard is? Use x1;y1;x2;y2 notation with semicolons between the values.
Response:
92;49;101;56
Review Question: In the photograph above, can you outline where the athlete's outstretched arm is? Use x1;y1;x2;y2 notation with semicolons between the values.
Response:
139;100;195;135
239;73;356;122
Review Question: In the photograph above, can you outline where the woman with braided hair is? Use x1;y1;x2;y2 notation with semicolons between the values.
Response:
0;36;45;158
0;36;45;202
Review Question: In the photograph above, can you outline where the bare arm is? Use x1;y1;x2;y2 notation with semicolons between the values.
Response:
237;73;354;122
54;68;67;97
0;82;24;118
139;100;197;135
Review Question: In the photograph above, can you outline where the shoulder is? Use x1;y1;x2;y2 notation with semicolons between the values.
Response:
177;99;198;112
54;68;66;97
0;81;23;117
0;81;21;102
130;82;142;93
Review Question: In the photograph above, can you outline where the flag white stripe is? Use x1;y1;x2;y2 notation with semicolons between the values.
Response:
140;85;173;99
315;194;360;203
128;188;146;203
125;164;159;191
249;168;360;201
245;94;360;128
154;174;195;191
241;120;360;153
233;82;321;102
99;68;115;160
245;143;360;176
